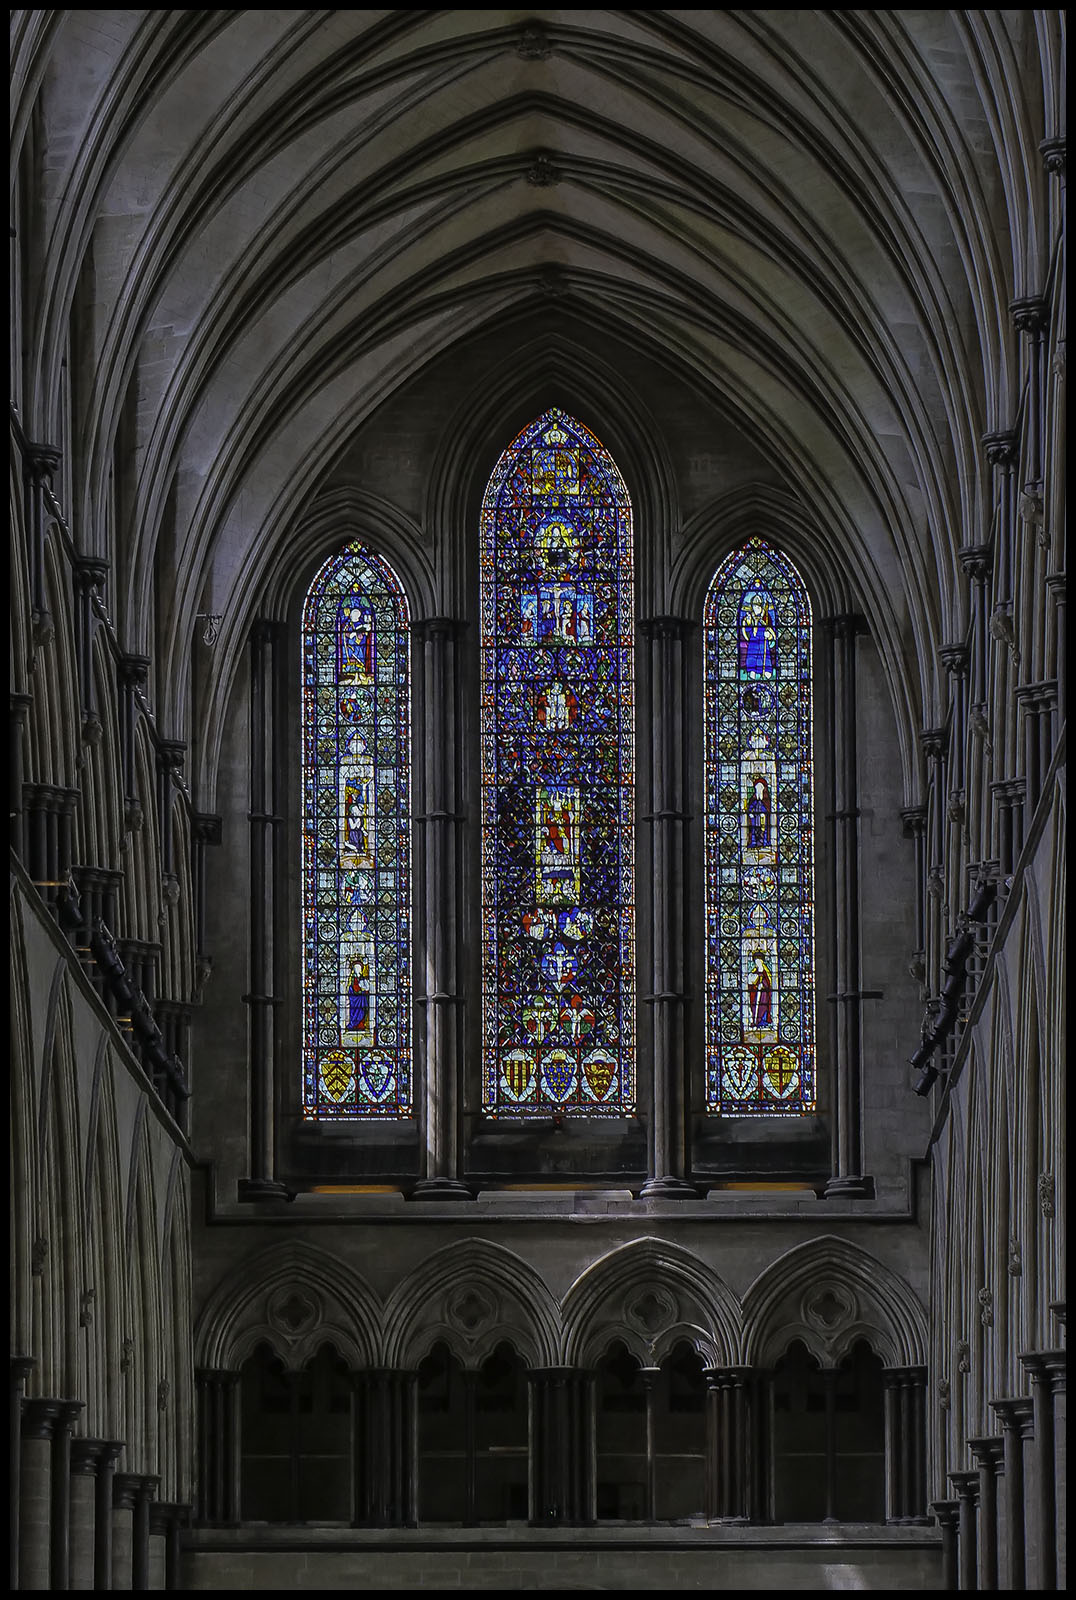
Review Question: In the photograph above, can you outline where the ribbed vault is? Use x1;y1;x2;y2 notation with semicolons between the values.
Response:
10;8;1061;811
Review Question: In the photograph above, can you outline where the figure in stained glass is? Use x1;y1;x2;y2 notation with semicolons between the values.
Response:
705;538;814;1114
739;589;777;678
302;544;411;1119
481;409;634;1116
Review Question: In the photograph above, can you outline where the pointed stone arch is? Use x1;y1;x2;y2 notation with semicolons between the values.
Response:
195;1239;382;1373
384;1239;561;1371
742;1234;928;1370
562;1237;740;1369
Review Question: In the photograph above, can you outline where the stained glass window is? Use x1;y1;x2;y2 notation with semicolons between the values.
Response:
704;538;815;1113
480;409;635;1115
301;542;411;1118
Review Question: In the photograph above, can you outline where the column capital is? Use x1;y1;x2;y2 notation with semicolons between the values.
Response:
149;1500;189;1536
118;653;152;690
1039;134;1066;176
958;542;994;583
919;726;948;761
112;1472;143;1510
1020;1349;1066;1392
638;614;691;641
990;1395;1035;1435
24;440;63;484
882;1364;928;1386
155;738;187;774
939;642;970;677
1009;295;1050;336
990;776;1027;808
1013;678;1058;714
415;615;464;643
930;1497;961;1530
70;1438;124;1475
192;811;223;847
20;1397;66;1439
981;428;1019;468
899;804;928;838
194;1367;241;1389
948;1468;981;1504
527;1366;593;1384
11;1355;36;1385
73;555;110;595
967;1435;1005;1474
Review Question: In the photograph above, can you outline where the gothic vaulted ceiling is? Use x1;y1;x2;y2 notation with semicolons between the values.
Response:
10;9;1063;802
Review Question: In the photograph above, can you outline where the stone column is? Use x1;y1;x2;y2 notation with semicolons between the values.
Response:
824;613;872;1197
1021;1350;1065;1590
967;1437;1004;1591
991;1396;1034;1590
884;1366;928;1522
900;806;928;985
69;1439;121;1590
11;1357;36;1588
111;1474;137;1591
413;618;469;1198
149;1502;190;1591
981;429;1019;610
194;1369;240;1525
1009;297;1050;487
931;1498;961;1591
638;617;694;1196
351;1370;417;1526
949;1470;980;1591
958;544;994;719
239;621;287;1198
1045;573;1065;727
72;556;109;740
705;1366;763;1522
10;692;32;861
117;655;151;817
528;1368;594;1524
990;778;1027;878
23;440;63;625
129;1475;159;1591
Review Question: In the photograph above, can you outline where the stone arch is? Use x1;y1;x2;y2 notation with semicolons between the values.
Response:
562;1238;740;1369
384;1239;561;1372
195;1240;381;1373
743;1235;928;1370
126;1114;163;1474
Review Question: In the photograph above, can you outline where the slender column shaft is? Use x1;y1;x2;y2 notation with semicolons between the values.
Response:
351;1370;417;1526
639;618;691;1194
931;1499;961;1591
194;1370;240;1525
1022;1351;1064;1590
825;614;870;1194
242;622;283;1191
641;1368;659;1522
130;1475;158;1591
20;1397;62;1590
528;1369;593;1525
414;619;468;1197
968;1438;1005;1591
949;1470;980;1591
991;1396;1034;1590
11;1358;35;1588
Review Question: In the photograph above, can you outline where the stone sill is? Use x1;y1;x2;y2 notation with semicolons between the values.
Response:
188;1522;939;1550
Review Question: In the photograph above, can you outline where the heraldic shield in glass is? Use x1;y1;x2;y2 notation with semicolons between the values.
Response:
480;409;635;1115
704;538;816;1113
302;543;411;1117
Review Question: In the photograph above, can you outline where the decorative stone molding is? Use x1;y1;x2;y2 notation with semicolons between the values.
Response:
157;1380;170;1411
267;1286;322;1338
989;603;1020;664
1038;1172;1055;1217
1009;295;1050;337
120;1337;135;1374
1007;1237;1022;1277
446;1285;497;1337
978;1287;994;1327
968;703;993;753
31;1236;48;1275
79;1288;96;1327
517;21;551;59
526;151;562;187
1039;134;1066;176
956;1340;971;1374
938;1378;951;1410
958;542;994;583
981;428;1019;468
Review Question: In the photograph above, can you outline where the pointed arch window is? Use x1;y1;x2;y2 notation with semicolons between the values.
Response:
480;409;635;1115
301;542;411;1118
704;537;815;1113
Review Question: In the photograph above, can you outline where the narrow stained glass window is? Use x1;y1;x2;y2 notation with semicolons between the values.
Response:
704;537;815;1113
481;409;635;1115
302;542;411;1118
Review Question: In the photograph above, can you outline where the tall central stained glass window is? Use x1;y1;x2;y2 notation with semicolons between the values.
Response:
704;537;816;1114
301;542;411;1119
480;409;635;1115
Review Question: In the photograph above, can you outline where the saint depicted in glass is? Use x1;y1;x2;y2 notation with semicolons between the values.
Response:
302;543;411;1117
481;409;635;1114
704;539;815;1113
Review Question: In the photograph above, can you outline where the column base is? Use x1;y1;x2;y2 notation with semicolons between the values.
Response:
410;1177;473;1201
639;1176;700;1198
822;1174;875;1199
237;1178;291;1201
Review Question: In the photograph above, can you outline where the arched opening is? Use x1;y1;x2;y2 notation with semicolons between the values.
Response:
771;1338;886;1522
239;1342;352;1522
416;1340;529;1523
595;1342;646;1520
654;1342;707;1521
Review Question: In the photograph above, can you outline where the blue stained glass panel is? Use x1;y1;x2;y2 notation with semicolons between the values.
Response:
301;543;411;1118
481;410;635;1115
704;538;815;1113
